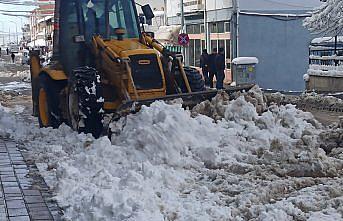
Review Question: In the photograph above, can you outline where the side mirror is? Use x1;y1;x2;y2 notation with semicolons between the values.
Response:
141;4;155;20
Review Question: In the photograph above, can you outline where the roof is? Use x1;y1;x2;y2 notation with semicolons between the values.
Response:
238;0;323;12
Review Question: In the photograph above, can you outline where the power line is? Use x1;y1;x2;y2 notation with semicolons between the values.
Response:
0;9;32;13
0;13;30;17
259;0;315;9
0;0;37;6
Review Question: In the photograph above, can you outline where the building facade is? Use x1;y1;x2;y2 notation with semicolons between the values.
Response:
166;0;233;82
166;0;324;90
29;0;55;53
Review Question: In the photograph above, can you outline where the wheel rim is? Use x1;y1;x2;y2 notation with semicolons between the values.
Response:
68;87;80;130
38;88;49;127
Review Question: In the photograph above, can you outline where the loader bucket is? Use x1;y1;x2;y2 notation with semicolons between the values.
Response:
112;84;255;118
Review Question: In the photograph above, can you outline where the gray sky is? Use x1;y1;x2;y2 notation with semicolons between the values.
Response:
0;1;35;43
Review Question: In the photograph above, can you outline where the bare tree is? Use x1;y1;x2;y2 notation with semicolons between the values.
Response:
304;0;343;35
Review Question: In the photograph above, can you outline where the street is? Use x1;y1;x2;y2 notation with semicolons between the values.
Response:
0;54;62;220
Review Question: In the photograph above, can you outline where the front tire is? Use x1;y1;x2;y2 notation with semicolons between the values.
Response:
68;67;104;138
38;73;65;128
178;67;206;93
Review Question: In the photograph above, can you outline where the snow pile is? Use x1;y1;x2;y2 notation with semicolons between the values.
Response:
307;64;343;77
0;82;31;92
0;70;30;78
319;117;343;158
311;36;343;44
266;92;343;111
232;57;259;65
1;87;343;220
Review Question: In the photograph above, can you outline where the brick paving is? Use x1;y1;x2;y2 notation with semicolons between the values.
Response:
0;138;62;221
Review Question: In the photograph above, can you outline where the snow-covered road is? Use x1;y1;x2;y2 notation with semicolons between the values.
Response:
0;84;342;221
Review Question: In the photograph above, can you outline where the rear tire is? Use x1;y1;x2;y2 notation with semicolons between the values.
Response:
38;73;65;128
68;67;104;138
181;67;206;93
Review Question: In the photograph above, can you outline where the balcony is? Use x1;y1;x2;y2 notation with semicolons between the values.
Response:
184;0;204;12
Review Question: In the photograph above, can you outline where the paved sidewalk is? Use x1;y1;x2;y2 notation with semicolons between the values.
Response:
0;138;62;221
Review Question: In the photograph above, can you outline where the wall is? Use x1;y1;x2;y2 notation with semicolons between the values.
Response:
237;14;316;91
166;0;233;23
207;0;232;11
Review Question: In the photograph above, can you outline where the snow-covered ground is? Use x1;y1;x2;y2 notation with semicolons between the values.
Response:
0;81;31;92
0;86;342;221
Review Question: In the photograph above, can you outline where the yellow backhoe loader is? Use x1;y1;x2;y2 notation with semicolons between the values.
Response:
30;0;252;138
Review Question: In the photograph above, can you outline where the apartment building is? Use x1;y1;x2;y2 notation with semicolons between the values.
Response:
166;0;233;82
28;0;55;52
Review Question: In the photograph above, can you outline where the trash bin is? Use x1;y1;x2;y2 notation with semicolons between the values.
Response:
232;57;259;85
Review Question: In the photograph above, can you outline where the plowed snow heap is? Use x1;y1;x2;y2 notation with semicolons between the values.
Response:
1;86;343;221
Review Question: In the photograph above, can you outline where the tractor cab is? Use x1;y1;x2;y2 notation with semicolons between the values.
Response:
59;0;156;73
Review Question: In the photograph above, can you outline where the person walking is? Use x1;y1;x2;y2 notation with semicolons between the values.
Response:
6;48;9;55
11;52;15;63
215;48;226;90
208;48;217;88
200;49;209;86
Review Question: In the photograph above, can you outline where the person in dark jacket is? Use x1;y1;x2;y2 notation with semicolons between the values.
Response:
215;48;226;89
11;53;15;63
208;48;217;88
6;48;9;55
200;49;209;86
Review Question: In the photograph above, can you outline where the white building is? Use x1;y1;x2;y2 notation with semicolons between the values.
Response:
166;0;233;82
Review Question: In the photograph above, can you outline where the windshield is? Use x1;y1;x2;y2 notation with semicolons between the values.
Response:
82;0;140;40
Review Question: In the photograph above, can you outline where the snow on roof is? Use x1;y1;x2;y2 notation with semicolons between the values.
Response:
311;36;343;44
239;0;323;12
232;57;259;65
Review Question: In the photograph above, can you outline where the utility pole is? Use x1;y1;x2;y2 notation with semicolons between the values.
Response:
180;0;185;62
204;0;210;52
233;0;240;58
164;0;168;26
16;25;18;45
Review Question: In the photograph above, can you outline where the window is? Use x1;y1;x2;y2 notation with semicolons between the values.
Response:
210;22;225;33
211;40;217;52
186;24;200;34
193;24;200;34
218;40;225;55
82;0;140;40
217;22;225;33
200;24;204;33
189;39;195;66
226;40;231;59
211;23;217;33
226;40;231;69
195;39;201;66
186;25;193;34
225;22;230;33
